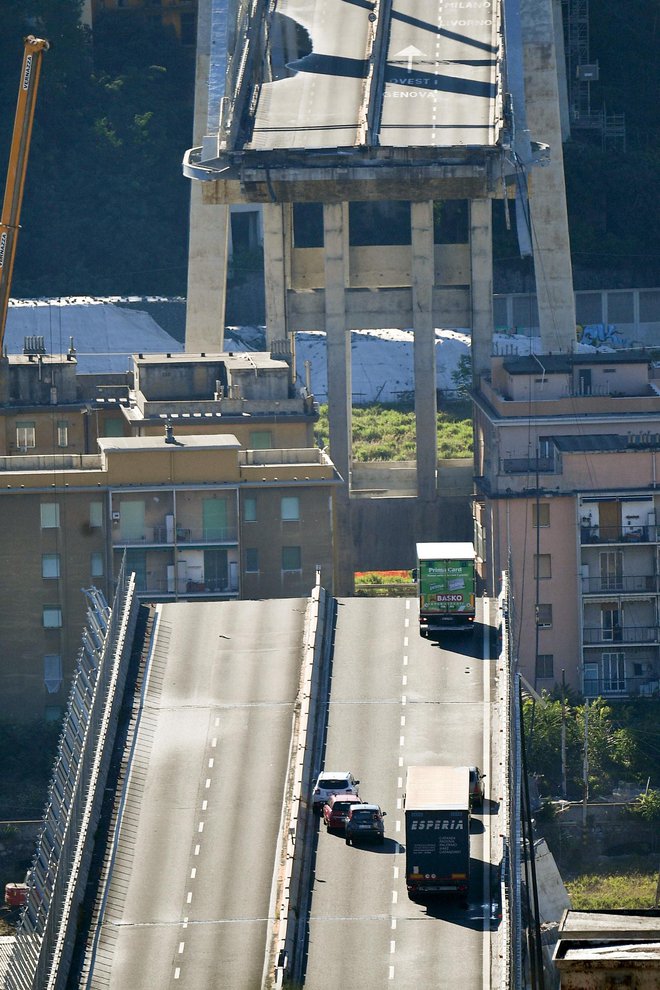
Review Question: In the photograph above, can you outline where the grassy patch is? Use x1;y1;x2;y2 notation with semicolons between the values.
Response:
315;403;472;461
566;863;659;910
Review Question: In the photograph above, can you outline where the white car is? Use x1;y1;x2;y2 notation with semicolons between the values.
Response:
312;771;359;814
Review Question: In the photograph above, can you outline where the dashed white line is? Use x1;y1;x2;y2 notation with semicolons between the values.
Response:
211;737;217;748
205;778;211;789
391;918;397;930
397;797;402;810
397;777;403;789
398;756;403;767
392;891;398;904
403;655;408;666
202;800;207;811
198;821;204;833
395;820;401;833
403;636;408;647
393;865;399;880
174;967;181;980
400;716;406;727
401;695;407;706
399;735;405;747
190;868;197;880
214;717;220;727
194;845;200;856
186;892;193;904
404;617;409;628
402;674;407;686
208;757;214;768
389;966;395;980
178;942;185;954
182;917;189;928
390;940;396;953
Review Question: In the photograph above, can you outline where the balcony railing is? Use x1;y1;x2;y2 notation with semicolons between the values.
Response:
112;525;238;547
500;457;556;475
583;626;659;645
130;570;239;597
580;525;655;545
583;674;660;699
581;575;659;594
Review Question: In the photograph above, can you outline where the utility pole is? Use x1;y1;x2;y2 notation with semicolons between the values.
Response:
561;669;567;800
582;698;589;829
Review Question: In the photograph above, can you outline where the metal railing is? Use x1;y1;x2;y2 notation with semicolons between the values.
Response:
6;559;139;990
583;674;660;699
581;575;658;594
580;524;655;545
583;625;659;645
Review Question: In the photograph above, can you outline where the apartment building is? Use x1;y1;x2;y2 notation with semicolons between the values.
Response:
0;347;338;721
474;350;660;699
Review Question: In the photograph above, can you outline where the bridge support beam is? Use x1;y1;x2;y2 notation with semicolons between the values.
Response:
263;202;289;346
411;201;437;499
470;198;494;380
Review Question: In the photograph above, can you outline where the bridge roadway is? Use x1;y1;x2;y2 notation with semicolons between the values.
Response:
303;596;497;988
76;598;307;990
74;595;499;988
248;0;501;150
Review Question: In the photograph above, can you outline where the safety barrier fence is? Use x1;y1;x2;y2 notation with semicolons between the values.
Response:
5;559;139;990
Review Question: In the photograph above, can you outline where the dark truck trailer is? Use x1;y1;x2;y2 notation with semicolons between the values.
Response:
415;541;476;636
404;765;470;902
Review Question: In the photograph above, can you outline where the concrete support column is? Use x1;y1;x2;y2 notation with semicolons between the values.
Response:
411;201;437;499
521;0;576;353
185;0;229;353
263;202;288;346
323;202;351;488
470;198;494;380
324;202;353;595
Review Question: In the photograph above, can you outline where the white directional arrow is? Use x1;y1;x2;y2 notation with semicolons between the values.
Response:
393;45;426;72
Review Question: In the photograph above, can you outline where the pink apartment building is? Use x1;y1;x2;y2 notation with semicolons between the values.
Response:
474;349;660;699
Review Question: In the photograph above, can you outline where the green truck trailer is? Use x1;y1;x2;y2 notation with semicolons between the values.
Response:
415;542;476;636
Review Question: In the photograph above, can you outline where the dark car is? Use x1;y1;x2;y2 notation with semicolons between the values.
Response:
469;767;486;808
345;804;386;845
323;794;364;832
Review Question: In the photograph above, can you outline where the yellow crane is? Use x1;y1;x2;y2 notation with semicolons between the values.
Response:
0;35;49;355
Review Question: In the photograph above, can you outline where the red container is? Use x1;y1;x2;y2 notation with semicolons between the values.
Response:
4;883;28;908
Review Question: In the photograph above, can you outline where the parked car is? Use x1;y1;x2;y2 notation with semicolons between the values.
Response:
469;767;486;808
312;771;360;814
345;804;386;845
323;794;364;832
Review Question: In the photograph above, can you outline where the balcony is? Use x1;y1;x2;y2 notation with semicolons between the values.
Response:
583;626;659;645
112;525;238;547
580;524;655;545
583;674;660;699
128;569;239;598
500;457;557;475
581;575;658;595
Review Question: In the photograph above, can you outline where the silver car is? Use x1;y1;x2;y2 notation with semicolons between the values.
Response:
312;771;359;814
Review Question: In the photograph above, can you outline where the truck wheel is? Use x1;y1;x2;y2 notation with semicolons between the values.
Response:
345;836;351;846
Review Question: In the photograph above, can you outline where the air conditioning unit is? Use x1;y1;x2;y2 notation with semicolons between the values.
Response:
112;511;120;522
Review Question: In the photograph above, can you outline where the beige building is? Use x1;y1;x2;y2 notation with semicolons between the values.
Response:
0;348;339;721
474;350;660;698
553;909;660;988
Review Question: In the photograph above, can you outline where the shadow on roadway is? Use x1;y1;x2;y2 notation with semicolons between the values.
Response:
430;626;482;658
408;856;502;930
342;836;401;854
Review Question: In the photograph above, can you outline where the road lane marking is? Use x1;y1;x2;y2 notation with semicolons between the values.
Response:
211;737;217;747
190;868;196;880
393;866;399;879
399;735;405;747
403;636;408;647
398;756;403;767
402;674;407;686
178;942;185;954
391;919;397;930
208;757;214;768
205;778;211;789
400;715;406;727
194;845;200;856
186;892;193;904
397;798;402;810
401;695;407;706
174;967;181;980
183;917;189;928
395;820;401;833
392;891;398;904
389;966;395;980
198;821;204;832
404;617;409;628
390;940;396;953
397;777;402;788
214;717;220;727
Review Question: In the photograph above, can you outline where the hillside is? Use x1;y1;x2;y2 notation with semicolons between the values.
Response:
0;1;658;298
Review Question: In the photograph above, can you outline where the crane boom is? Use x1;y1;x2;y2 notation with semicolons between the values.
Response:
0;35;49;355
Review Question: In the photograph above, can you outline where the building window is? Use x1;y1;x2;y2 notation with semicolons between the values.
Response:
282;546;302;572
245;548;259;572
43;606;62;629
57;421;69;448
40;503;60;528
602;652;625;693
536;654;554;679
532;503;550;527
281;496;300;521
534;554;551;579
44;654;63;693
536;604;553;627
244;496;257;522
42;554;60;579
91;552;104;577
250;430;272;449
104;418;124;437
89;501;103;528
16;421;36;449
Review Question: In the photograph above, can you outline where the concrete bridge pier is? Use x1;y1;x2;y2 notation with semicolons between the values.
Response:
411;201;437;499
